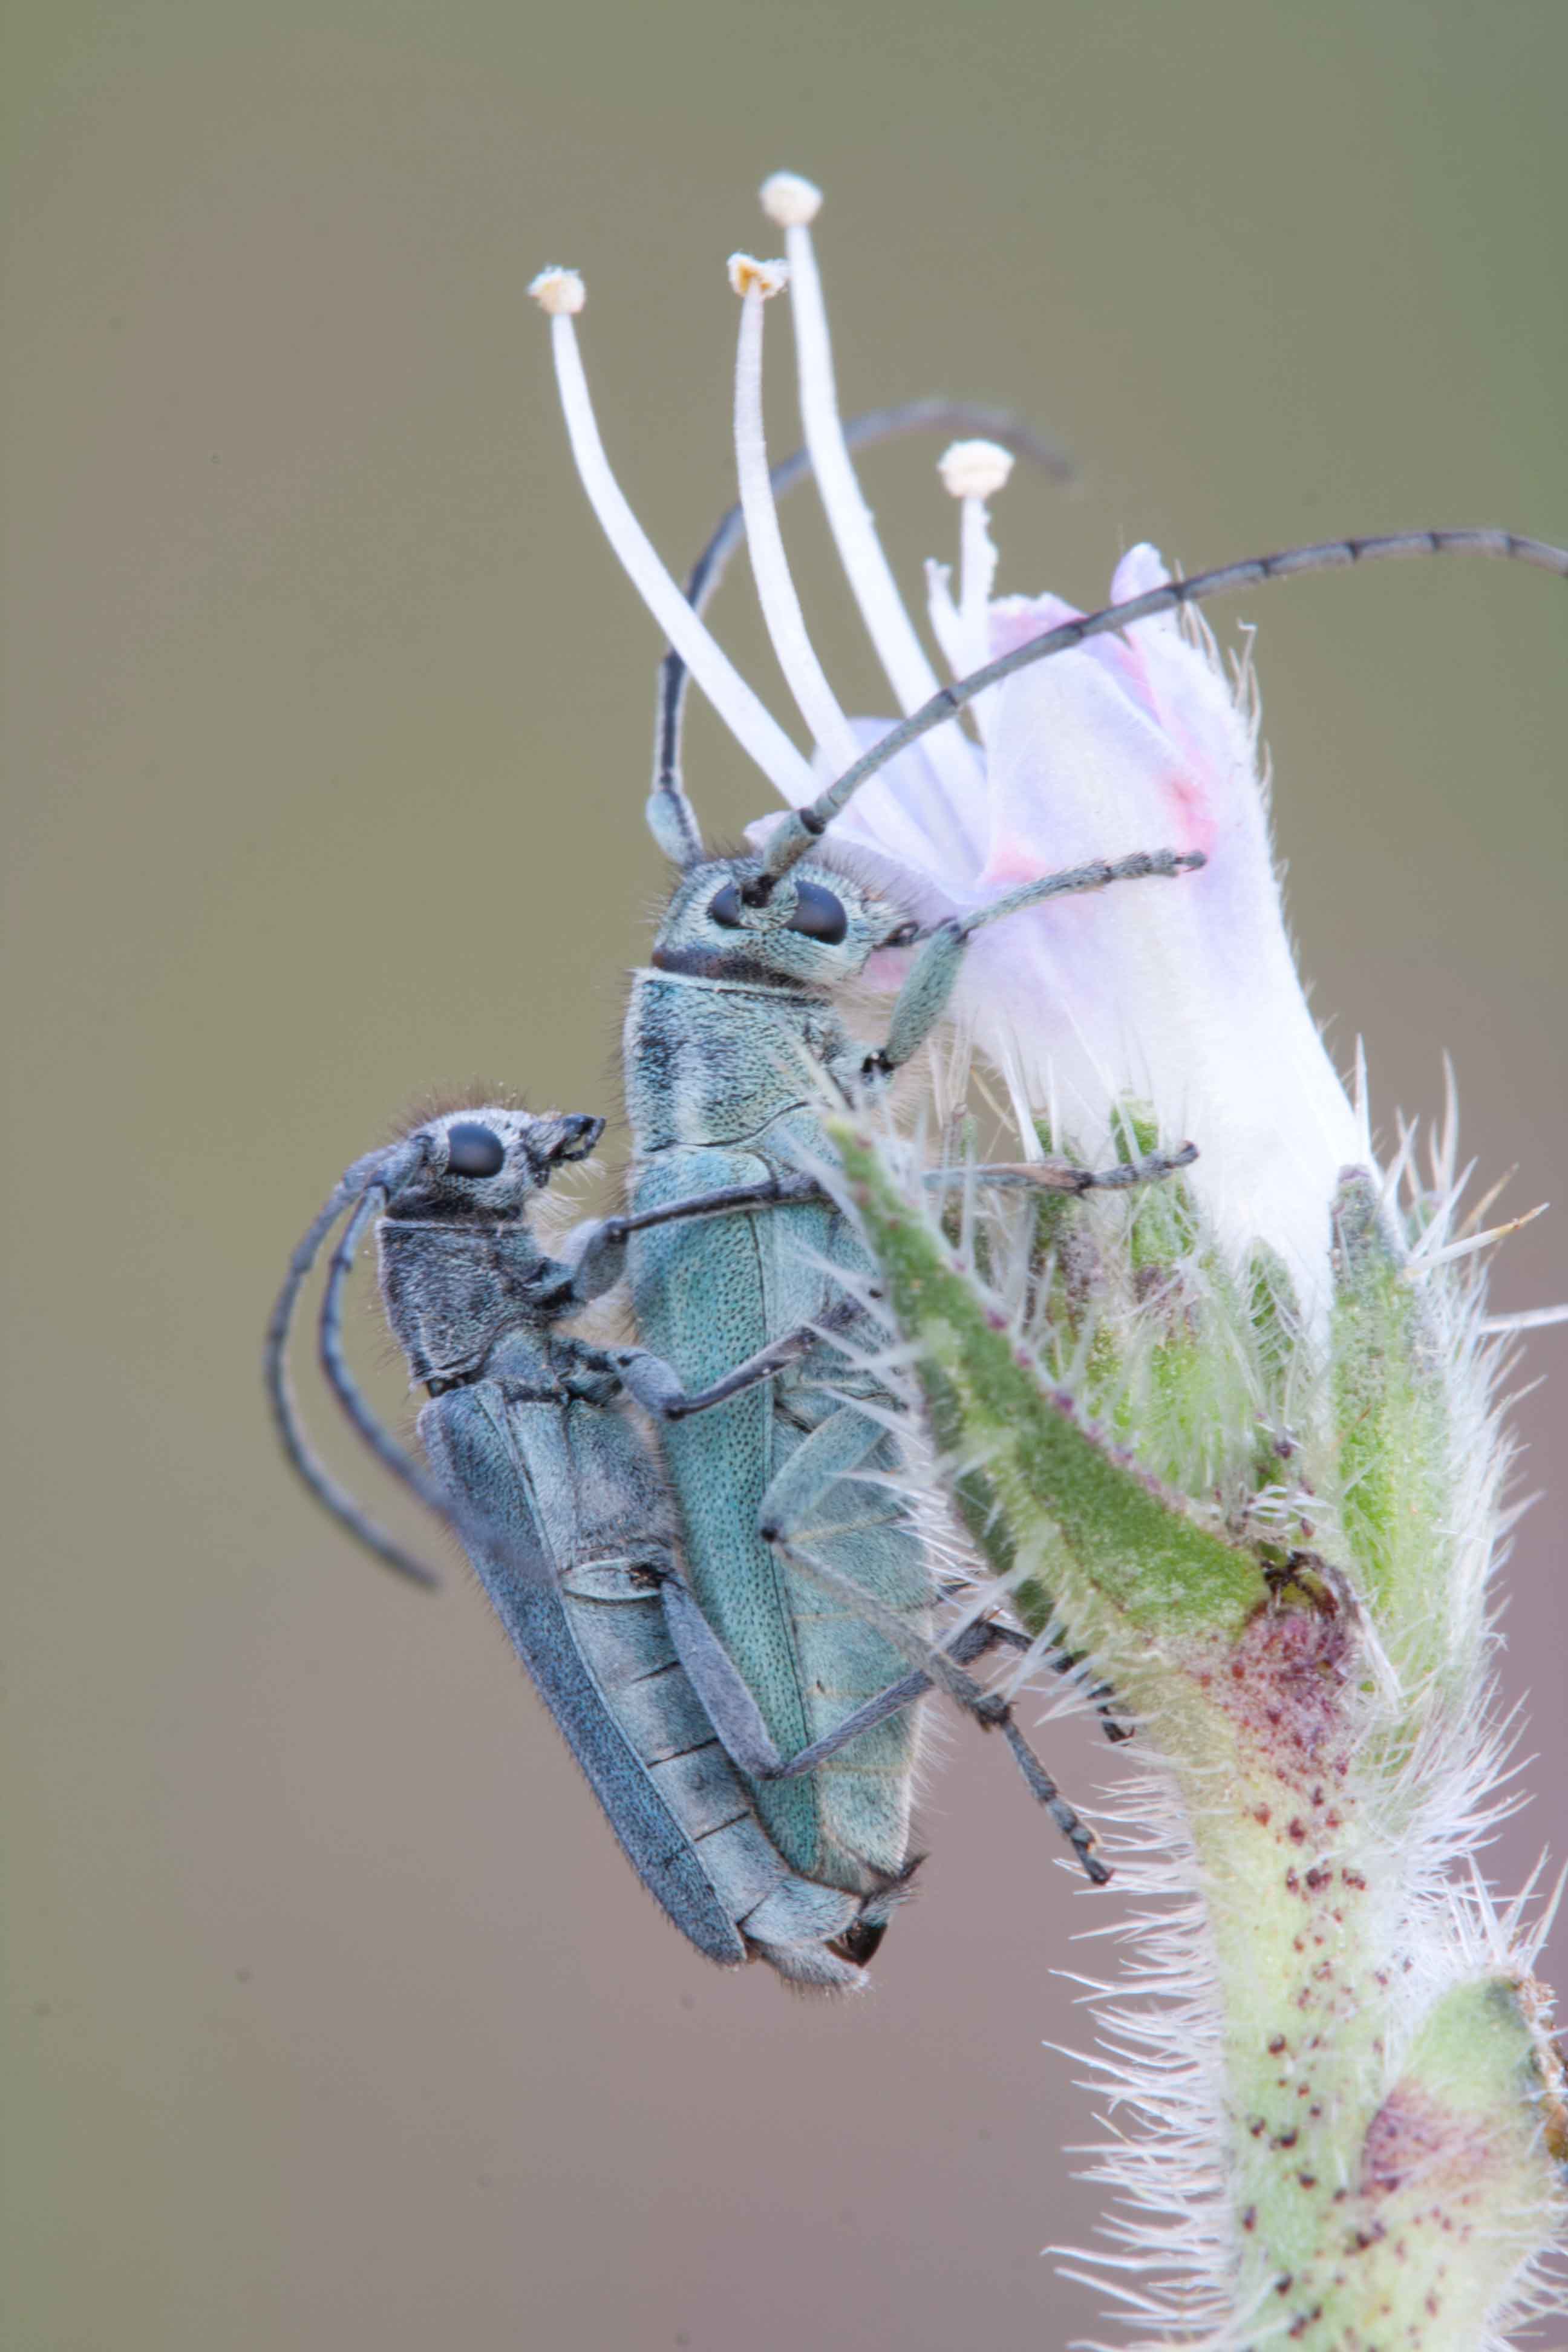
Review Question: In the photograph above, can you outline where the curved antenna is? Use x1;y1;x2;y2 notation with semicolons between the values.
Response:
754;526;1568;888
318;1186;459;1533
651;399;1076;866
265;1153;442;1588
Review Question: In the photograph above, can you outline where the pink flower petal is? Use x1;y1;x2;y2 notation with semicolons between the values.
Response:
990;589;1157;720
747;524;1363;1325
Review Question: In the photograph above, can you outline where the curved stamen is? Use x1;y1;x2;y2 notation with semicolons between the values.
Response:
759;174;977;802
730;253;862;774
758;526;1568;883
528;267;816;805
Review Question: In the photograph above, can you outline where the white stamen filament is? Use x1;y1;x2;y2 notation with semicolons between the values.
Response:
923;558;965;680
927;439;1012;742
528;270;817;806
961;498;998;642
958;495;1000;739
729;255;863;774
760;178;977;800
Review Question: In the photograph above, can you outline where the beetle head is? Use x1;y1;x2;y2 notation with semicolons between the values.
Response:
650;854;915;990
387;1107;603;1221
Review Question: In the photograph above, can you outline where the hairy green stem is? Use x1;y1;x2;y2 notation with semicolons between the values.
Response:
838;1123;1566;2349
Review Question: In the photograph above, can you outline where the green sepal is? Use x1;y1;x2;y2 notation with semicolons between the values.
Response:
1330;1169;1455;1673
836;1123;1261;1645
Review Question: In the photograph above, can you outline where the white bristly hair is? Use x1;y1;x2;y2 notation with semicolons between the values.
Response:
819;1063;1565;2348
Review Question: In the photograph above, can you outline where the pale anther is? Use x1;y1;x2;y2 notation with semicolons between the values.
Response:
728;253;789;301
760;171;823;227
528;267;586;318
939;439;1015;502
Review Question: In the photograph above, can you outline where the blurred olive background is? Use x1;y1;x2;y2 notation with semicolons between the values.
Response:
4;3;1565;2347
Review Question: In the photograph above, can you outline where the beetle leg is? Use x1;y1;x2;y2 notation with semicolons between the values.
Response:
659;1553;1038;1793
606;1297;861;1422
861;849;1201;1085
769;1524;1110;1884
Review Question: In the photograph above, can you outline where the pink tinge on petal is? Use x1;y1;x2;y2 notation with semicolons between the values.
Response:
1141;631;1254;796
1109;541;1174;610
988;592;1081;659
823;719;987;898
1105;543;1259;788
860;942;920;991
1090;550;1181;722
976;651;1218;894
989;590;1158;723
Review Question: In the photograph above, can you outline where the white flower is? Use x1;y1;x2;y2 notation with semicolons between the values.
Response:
817;540;1367;1328
529;182;1366;1328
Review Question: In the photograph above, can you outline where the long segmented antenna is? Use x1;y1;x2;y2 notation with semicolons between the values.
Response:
264;1149;442;1587
318;1186;457;1546
756;527;1568;884
652;398;1074;861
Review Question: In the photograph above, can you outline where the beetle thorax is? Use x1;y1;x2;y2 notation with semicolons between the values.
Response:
624;968;852;1154
377;1219;563;1388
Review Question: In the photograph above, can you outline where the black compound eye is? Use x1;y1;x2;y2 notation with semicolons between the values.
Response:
444;1122;506;1178
708;882;743;928
786;881;848;944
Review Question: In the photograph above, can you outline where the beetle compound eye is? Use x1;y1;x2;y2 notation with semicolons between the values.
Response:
444;1122;506;1178
786;881;848;944
707;883;743;928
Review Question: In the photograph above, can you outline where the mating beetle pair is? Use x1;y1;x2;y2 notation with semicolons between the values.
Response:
267;1083;1184;1985
267;381;1209;1984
